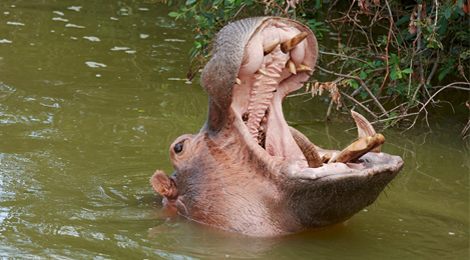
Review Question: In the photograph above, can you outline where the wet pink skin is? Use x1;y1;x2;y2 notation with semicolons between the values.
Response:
151;17;404;237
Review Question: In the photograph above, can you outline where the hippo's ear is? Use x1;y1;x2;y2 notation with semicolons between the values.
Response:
201;17;270;113
151;171;178;205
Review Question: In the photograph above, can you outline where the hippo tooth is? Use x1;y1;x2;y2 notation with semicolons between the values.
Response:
281;31;308;53
242;111;250;122
263;38;280;56
351;111;381;152
321;153;332;163
235;78;242;84
286;59;297;75
296;64;313;72
261;116;267;124
329;134;385;164
289;127;322;168
255;68;268;76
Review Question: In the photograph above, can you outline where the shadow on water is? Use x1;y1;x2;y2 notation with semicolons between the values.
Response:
0;0;468;259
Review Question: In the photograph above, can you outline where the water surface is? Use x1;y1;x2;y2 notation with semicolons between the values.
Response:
0;1;468;259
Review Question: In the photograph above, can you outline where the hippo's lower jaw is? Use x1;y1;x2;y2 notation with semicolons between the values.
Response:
152;17;404;236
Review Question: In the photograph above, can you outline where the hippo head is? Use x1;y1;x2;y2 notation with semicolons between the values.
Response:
152;17;404;236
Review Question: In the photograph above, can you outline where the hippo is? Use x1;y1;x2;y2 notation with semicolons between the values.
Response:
151;17;404;236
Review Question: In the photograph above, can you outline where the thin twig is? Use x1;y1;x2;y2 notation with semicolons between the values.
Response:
316;65;390;117
404;82;470;132
426;53;440;85
339;90;378;120
376;0;394;98
319;51;368;64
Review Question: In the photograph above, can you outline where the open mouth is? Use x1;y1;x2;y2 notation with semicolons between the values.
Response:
230;20;386;173
231;21;314;161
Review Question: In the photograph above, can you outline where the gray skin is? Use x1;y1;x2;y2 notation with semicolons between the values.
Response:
151;17;404;237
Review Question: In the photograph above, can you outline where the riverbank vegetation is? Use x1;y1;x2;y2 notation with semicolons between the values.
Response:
159;0;470;137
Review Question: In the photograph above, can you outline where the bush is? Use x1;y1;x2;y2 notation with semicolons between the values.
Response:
161;0;470;137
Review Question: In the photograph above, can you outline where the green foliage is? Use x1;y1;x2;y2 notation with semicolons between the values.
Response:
165;0;254;62
162;0;328;64
161;0;469;128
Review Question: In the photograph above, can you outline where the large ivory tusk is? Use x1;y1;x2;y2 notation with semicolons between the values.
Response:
351;111;381;152
289;127;322;168
329;134;385;164
281;32;308;53
263;38;280;56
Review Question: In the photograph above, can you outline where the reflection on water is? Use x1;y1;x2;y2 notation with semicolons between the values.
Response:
0;0;468;259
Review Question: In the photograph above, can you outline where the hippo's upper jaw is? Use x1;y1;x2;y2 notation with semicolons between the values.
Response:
151;17;404;236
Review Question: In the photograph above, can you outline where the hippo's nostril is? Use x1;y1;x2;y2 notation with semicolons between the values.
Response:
174;142;184;154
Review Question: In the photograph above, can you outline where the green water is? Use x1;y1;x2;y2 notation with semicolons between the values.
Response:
0;1;468;259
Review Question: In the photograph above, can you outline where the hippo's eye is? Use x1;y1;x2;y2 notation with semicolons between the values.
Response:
174;142;184;154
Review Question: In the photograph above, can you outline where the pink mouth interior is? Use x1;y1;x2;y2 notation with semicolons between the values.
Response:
230;21;314;161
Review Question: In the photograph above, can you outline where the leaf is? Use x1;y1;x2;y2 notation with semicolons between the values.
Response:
396;14;411;26
445;6;453;19
438;68;452;81
391;53;399;65
213;0;223;5
224;0;234;8
390;69;399;80
360;70;367;80
397;71;403;79
217;7;224;18
185;0;197;5
360;91;368;99
168;12;179;17
457;0;464;8
188;8;194;19
397;34;403;44
402;68;413;74
352;80;359;89
316;0;322;10
437;18;448;36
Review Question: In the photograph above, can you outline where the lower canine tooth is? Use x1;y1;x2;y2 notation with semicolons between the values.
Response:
351;111;381;152
321;153;332;163
296;64;313;72
329;134;385;163
289;127;322;168
286;60;297;75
